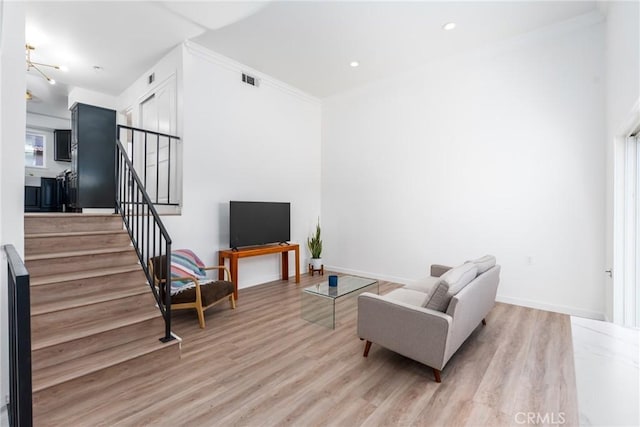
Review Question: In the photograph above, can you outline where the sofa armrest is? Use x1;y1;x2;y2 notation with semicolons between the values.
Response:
430;264;452;277
357;292;452;370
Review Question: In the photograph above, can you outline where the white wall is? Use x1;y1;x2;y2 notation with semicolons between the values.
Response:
117;45;182;133
604;1;640;322
25;112;71;178
67;87;118;111
0;0;26;416
322;15;606;319
159;42;322;289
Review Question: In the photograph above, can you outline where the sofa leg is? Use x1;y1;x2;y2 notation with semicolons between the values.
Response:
482;318;487;326
363;340;372;357
433;368;441;383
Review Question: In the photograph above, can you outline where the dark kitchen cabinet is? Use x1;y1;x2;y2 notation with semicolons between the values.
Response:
54;129;71;162
40;177;57;211
24;186;40;212
69;103;116;210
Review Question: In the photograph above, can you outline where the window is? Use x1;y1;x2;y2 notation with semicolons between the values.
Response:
25;131;46;168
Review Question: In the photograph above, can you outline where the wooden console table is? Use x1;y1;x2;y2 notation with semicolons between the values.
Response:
218;243;300;300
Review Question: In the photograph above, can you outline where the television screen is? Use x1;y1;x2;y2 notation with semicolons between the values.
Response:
230;201;290;249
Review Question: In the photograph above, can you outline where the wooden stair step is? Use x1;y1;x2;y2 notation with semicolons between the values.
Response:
31;286;149;316
26;246;135;261
32;335;179;392
30;266;149;312
25;213;123;234
32;293;161;351
32;316;166;372
33;338;180;423
25;229;131;255
25;247;139;277
30;265;145;287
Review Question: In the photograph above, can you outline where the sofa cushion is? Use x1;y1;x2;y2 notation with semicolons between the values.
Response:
384;288;429;307
405;276;440;294
441;263;478;294
172;280;234;306
423;263;478;311
466;255;496;275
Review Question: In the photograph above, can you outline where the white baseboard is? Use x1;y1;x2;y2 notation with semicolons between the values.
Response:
325;264;606;320
496;295;606;320
323;265;410;288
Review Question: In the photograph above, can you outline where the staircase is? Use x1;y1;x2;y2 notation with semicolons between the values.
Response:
24;213;180;423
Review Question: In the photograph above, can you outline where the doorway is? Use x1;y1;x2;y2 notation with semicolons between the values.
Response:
614;119;640;328
138;78;177;205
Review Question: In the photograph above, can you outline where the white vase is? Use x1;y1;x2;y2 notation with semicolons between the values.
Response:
310;258;323;269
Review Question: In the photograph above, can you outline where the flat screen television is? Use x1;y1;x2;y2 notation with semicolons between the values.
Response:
229;201;290;249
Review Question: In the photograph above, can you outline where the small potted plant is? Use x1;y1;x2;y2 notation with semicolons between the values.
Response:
307;219;323;273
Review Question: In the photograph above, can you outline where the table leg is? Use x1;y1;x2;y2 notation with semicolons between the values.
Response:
217;253;225;280
294;246;300;283
231;255;239;300
282;251;289;280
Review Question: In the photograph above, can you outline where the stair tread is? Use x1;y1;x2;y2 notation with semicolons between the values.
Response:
32;308;162;351
31;265;144;287
32;286;150;316
25;230;127;239
26;246;135;261
32;335;179;392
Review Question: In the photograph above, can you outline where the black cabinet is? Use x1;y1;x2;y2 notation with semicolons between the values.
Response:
24;178;62;212
24;186;40;212
54;129;71;162
69;103;116;209
40;178;58;211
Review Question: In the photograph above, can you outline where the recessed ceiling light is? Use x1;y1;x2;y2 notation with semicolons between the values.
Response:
48;79;56;85
443;22;456;31
350;61;359;68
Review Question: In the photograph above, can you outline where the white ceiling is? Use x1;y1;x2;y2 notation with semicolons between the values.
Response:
25;0;598;115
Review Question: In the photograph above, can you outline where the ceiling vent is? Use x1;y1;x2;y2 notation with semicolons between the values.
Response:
242;73;259;87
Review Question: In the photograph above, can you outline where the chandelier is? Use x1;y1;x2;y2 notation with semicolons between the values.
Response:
26;44;65;85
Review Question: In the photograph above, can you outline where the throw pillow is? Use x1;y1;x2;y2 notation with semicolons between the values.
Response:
170;249;208;295
424;263;478;312
423;280;450;311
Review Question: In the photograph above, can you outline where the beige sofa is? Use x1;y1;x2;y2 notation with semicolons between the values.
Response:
357;255;500;382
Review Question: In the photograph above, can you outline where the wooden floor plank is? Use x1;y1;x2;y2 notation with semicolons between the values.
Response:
41;272;579;426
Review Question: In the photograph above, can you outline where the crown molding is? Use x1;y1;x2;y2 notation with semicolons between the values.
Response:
183;40;320;106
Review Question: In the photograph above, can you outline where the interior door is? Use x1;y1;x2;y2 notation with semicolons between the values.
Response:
139;79;177;204
140;93;158;201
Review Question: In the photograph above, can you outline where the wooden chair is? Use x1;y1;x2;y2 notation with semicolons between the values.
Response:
149;254;236;329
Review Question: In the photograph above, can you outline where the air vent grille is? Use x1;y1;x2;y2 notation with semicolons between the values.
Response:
242;73;259;87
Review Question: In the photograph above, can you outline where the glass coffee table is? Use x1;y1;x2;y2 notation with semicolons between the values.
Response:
301;275;378;329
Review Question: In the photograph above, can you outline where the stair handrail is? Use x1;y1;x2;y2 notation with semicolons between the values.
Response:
115;139;173;342
3;244;32;426
116;125;181;206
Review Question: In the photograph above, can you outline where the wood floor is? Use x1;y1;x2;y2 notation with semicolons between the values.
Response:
41;273;579;426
